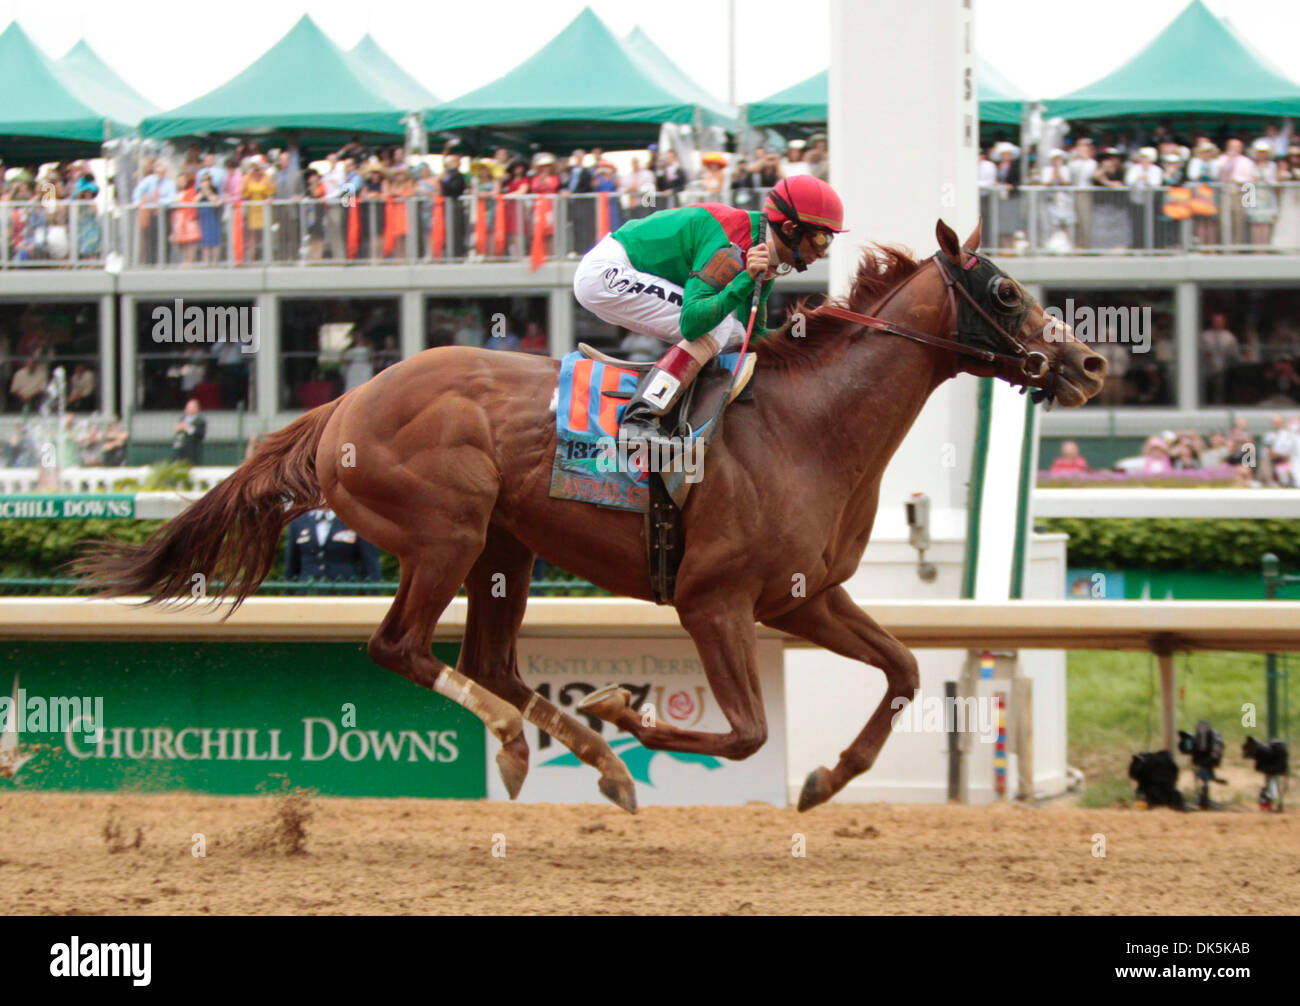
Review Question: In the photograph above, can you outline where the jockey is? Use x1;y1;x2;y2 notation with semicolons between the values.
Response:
572;174;847;446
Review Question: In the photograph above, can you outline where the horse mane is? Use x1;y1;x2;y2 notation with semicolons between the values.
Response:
755;245;924;370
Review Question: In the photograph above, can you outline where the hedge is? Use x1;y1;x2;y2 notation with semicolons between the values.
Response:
1038;518;1300;573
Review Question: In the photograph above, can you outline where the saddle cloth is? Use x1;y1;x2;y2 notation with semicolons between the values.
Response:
548;349;755;513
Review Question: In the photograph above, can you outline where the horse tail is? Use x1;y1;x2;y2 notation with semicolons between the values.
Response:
74;399;342;613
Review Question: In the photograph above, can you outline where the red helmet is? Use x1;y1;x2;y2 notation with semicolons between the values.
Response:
764;175;848;233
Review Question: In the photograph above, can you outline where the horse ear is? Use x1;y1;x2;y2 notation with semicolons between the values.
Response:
936;219;961;262
964;217;983;252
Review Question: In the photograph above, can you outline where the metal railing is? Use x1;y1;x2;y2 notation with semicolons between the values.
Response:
980;181;1300;255
7;183;1300;269
0;576;607;597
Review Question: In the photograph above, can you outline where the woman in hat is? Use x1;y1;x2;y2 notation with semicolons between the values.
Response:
1246;139;1278;247
1186;141;1221;247
991;141;1021;249
1124;147;1162;249
1038;149;1076;251
241;157;275;262
74;175;102;260
470;160;501;258
529;154;561;256
700;151;728;199
572;174;847;448
357;157;388;260
503;159;530;256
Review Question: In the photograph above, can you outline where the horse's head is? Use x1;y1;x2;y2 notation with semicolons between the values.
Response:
935;220;1106;407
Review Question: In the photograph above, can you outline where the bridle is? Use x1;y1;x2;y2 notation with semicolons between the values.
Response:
816;248;1061;405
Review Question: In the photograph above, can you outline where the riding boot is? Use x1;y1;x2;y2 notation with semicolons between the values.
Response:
618;343;704;447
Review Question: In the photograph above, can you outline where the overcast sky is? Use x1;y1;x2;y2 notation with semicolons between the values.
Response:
2;0;1299;110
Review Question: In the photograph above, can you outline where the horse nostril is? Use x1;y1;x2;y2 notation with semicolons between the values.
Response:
1082;354;1106;375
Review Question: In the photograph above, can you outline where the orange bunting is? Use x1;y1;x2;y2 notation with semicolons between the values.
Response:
597;191;610;240
383;197;398;257
346;200;360;259
231;200;244;264
1163;187;1193;220
1188;184;1218;217
530;195;550;271
475;196;488;256
493;193;506;255
431;196;446;259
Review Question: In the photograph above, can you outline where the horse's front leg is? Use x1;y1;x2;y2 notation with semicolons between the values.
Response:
762;585;919;811
579;601;768;759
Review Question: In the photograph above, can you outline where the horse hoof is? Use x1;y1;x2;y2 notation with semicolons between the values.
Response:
496;733;530;799
797;766;833;812
598;774;638;814
576;685;632;724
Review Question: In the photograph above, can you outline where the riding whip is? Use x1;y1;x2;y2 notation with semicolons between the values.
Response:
733;215;769;376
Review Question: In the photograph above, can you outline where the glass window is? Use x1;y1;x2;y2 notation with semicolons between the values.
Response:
135;298;255;412
281;297;400;410
2;301;101;415
426;296;549;355
1041;287;1175;406
1200;287;1300;407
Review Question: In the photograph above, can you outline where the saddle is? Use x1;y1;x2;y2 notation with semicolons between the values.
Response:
550;344;758;604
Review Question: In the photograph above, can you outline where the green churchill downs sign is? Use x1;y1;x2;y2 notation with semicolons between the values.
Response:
0;495;137;519
0;641;485;798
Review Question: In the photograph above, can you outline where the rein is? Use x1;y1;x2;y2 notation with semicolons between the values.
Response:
814;251;1059;402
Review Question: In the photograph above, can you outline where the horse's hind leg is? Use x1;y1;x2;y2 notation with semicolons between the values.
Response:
461;527;637;812
367;550;528;797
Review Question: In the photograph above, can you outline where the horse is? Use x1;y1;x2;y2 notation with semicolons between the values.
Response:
77;219;1106;814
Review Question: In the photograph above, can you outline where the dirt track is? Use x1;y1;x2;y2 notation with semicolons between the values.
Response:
0;792;1294;915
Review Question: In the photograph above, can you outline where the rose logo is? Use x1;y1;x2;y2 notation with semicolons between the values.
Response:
666;690;695;721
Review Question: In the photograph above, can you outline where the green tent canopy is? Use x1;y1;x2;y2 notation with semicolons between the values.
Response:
748;58;1028;129
1044;0;1300;121
347;33;438;112
622;27;737;132
746;69;826;127
57;39;159;128
141;15;406;151
0;22;129;162
978;58;1028;125
424;8;703;151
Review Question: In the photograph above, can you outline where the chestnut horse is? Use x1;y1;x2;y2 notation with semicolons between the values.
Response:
78;220;1105;813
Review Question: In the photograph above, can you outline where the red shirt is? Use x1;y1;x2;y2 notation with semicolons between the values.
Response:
1050;455;1090;474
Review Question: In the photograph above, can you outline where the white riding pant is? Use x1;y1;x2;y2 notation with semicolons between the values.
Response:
573;234;747;362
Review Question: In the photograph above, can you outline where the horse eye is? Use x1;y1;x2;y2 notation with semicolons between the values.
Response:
991;277;1020;310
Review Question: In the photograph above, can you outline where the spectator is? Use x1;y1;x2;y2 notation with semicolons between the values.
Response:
274;145;304;260
1068;138;1097;247
529;153;561;253
1217;138;1255;245
1141;436;1172;474
592;160;622;232
655;149;688;204
386;164;416;259
73;175;101;260
439;146;469;258
284;507;381;583
9;357;48;407
133;159;176;265
1200;312;1238;402
77;420;104;466
342;332;374;391
1200;432;1231;468
807;133;829;182
1049;440;1089;474
1259;357;1300;406
783;139;811;177
565;148;595;254
503;159;530;256
1263;413;1298;485
520;320;548;355
171;171;201;266
101;416;129;466
991;141;1021;248
171;398;206;464
1124;147;1161;249
1038;149;1076;251
375;335;401;371
241;157;275;262
1246;139;1279;247
622;156;656;219
483;319;521;352
699;151;728;199
66;364;95;412
1274;147;1300;249
196;173;222;265
977;146;997;188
